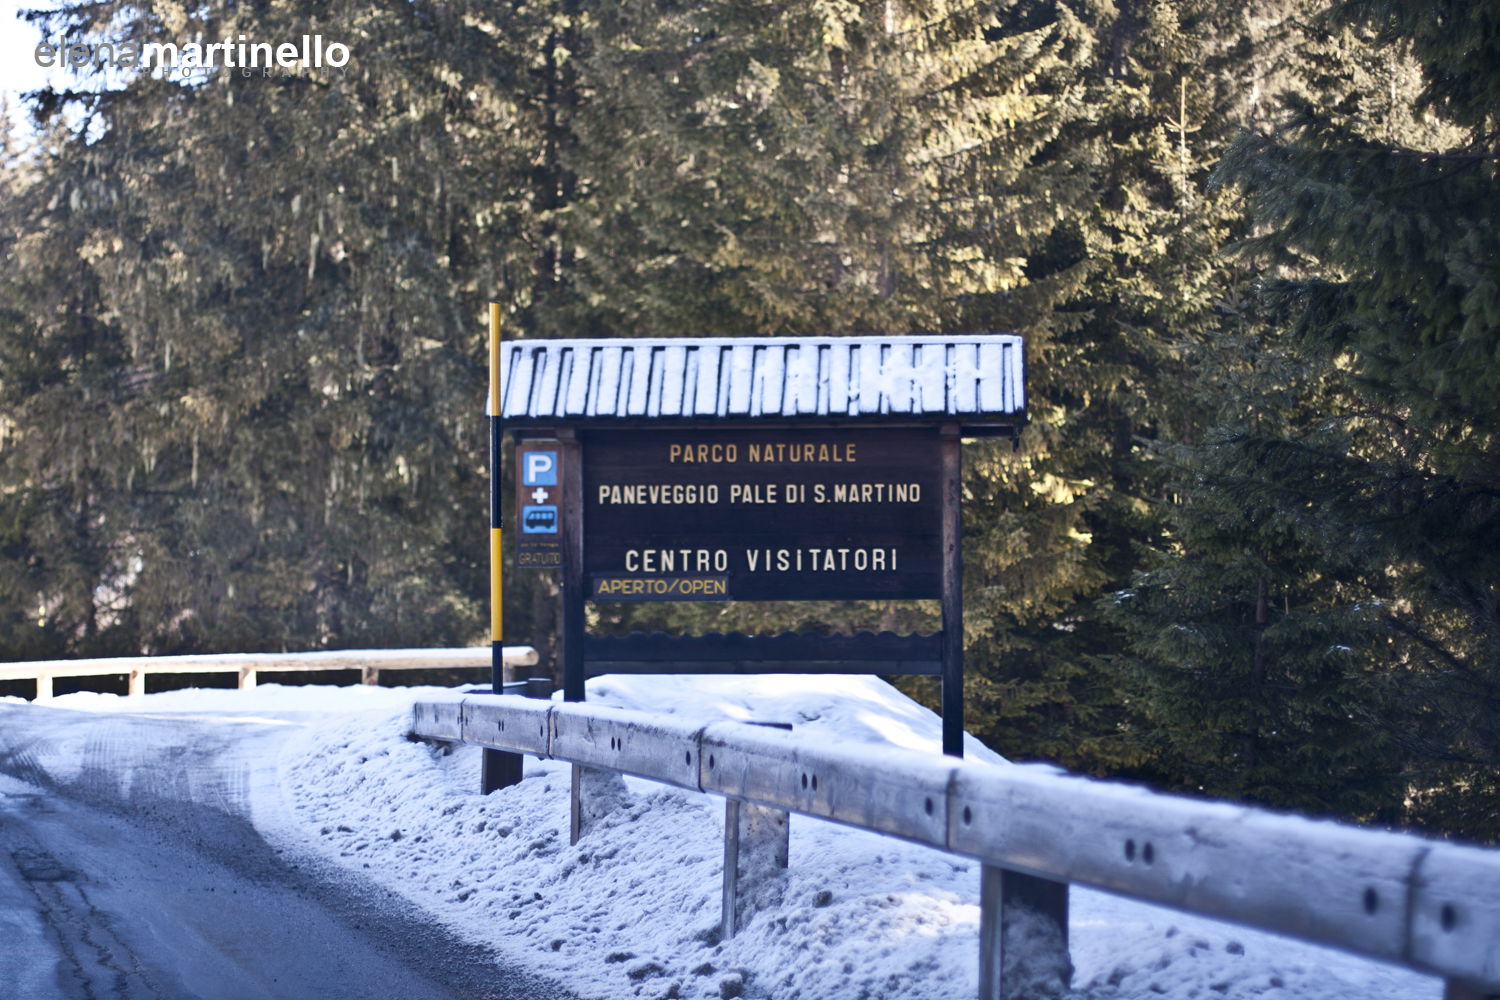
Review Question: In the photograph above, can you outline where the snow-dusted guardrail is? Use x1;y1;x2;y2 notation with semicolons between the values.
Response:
0;647;539;701
411;693;1500;1000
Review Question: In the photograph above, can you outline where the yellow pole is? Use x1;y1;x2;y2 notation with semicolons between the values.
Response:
489;302;502;417
489;303;504;684
482;302;525;793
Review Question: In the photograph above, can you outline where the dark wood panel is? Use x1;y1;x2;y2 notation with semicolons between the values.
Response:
581;428;942;602
587;573;940;602
588;503;936;533
584;659;942;677
582;427;939;465
584;631;941;661
584;540;940;570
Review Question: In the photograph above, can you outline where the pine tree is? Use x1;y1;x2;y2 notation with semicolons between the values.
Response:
555;0;1075;338
1100;299;1411;817
0;100;144;660
1121;0;1500;836
3;0;1371;810
536;0;1108;664
1;0;561;654
947;0;1279;771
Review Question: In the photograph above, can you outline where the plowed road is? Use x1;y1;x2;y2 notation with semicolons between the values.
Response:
0;708;571;1000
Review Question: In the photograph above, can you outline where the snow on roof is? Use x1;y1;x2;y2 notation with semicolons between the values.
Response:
496;335;1025;427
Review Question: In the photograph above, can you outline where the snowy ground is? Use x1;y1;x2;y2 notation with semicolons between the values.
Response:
0;677;1442;1000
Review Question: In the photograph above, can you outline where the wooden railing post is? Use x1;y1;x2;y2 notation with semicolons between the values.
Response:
570;764;631;845
722;798;789;938
481;747;523;794
481;673;550;795
128;669;145;698
35;673;52;702
979;866;1071;1000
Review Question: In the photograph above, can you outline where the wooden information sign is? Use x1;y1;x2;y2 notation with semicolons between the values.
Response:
496;334;1027;758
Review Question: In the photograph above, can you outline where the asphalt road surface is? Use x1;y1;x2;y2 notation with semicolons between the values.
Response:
0;707;574;1000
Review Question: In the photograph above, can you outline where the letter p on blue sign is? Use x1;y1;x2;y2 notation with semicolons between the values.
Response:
523;450;557;486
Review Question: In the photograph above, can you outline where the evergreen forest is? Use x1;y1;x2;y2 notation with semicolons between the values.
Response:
2;0;1498;841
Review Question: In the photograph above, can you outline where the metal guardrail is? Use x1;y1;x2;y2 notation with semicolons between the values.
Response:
411;693;1500;1000
0;647;540;701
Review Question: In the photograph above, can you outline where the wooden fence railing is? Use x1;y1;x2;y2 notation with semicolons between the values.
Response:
411;692;1500;1000
0;647;539;701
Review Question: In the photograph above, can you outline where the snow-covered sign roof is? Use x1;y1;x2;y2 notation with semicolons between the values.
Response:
498;335;1025;430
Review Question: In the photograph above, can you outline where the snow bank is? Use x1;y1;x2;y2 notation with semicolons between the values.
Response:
588;674;1005;763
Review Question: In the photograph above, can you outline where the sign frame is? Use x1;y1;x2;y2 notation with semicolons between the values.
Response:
497;332;1027;762
513;419;968;756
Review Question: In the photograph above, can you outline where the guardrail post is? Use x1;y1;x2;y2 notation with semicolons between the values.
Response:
481;676;553;795
128;669;145;698
35;673;52;702
361;665;380;686
482;747;524;793
238;666;258;691
979;866;1071;1000
570;764;632;845
721;798;790;938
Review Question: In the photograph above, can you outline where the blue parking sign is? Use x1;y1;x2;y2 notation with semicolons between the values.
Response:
522;450;557;486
